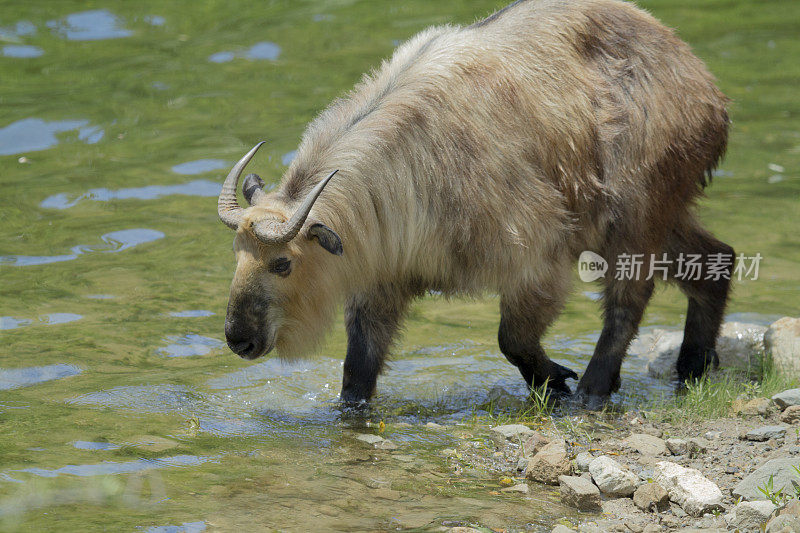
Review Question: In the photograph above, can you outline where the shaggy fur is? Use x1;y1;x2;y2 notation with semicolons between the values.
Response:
224;0;732;402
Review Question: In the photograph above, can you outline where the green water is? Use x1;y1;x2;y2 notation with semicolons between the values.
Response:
1;0;798;530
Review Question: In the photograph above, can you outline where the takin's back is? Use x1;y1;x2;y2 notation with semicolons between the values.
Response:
288;0;728;291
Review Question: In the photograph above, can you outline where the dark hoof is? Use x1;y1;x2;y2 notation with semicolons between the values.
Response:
533;362;578;396
573;389;608;410
676;347;719;384
576;364;620;404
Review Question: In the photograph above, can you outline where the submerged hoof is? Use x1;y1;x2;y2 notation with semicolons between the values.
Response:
533;362;579;396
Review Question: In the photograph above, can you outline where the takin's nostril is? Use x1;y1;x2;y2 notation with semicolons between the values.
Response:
227;340;255;356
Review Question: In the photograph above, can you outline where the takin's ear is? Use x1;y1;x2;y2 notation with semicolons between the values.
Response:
307;223;343;256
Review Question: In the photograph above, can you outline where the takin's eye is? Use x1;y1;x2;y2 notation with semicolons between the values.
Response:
268;257;292;277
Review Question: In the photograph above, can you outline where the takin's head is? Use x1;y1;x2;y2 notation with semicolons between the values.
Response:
217;143;343;360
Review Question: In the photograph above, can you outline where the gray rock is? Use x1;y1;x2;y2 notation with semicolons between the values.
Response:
589;455;638;497
575;451;594;472
734;458;800;501
654;461;724;517
746;425;789;442
633;482;670;512
501;483;529;494
727;500;778;531
559;475;602;512
517;457;528;471
491;424;534;439
355;433;384;444
551;526;577;533
624;433;668;456
774;389;800;411
765;318;800;377
766;514;800;533
526;439;571;485
782;405;800;424
667;438;689;455
704;431;722;440
632;322;767;379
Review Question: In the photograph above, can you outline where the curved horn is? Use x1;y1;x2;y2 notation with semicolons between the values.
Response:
218;142;265;230
253;169;339;244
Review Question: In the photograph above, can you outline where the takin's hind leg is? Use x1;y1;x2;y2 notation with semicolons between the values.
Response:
340;286;414;405
498;289;578;396
665;219;734;385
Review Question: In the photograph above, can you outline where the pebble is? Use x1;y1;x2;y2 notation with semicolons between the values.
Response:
526;438;571;485
355;433;384;445
781;405;800;424
745;425;789;442
501;483;529;494
654;461;724;517
704;431;722;440
575;451;594;472
491;424;534;439
559;475;602;512
633;481;670;512
623;433;668;456
733;397;772;416
588;456;638;497
551;525;576;533
667;438;688;455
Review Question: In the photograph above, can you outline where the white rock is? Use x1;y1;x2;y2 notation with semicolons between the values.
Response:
491;424;534;439
727;500;778;530
654;460;724;517
765;317;800;376
588;456;638;497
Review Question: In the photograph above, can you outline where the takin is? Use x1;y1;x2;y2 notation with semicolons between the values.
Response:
217;0;733;404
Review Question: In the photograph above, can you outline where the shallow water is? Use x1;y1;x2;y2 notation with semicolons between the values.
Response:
1;0;798;531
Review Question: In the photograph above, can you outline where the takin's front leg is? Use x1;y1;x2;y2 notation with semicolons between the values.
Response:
498;290;578;396
340;287;413;405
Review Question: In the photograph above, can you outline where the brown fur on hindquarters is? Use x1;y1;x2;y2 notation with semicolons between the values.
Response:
220;0;731;404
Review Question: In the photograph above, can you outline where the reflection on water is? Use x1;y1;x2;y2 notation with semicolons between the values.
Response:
0;317;32;330
281;150;297;166
144;15;166;27
18;455;216;478
41;180;221;209
39;313;82;325
156;334;224;357
170;159;228;175
169;310;215;318
0;229;164;266
0;364;82;391
0;20;37;40
46;10;131;41
2;45;44;58
208;42;281;63
72;441;120;451
144;522;207;533
0;118;103;156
